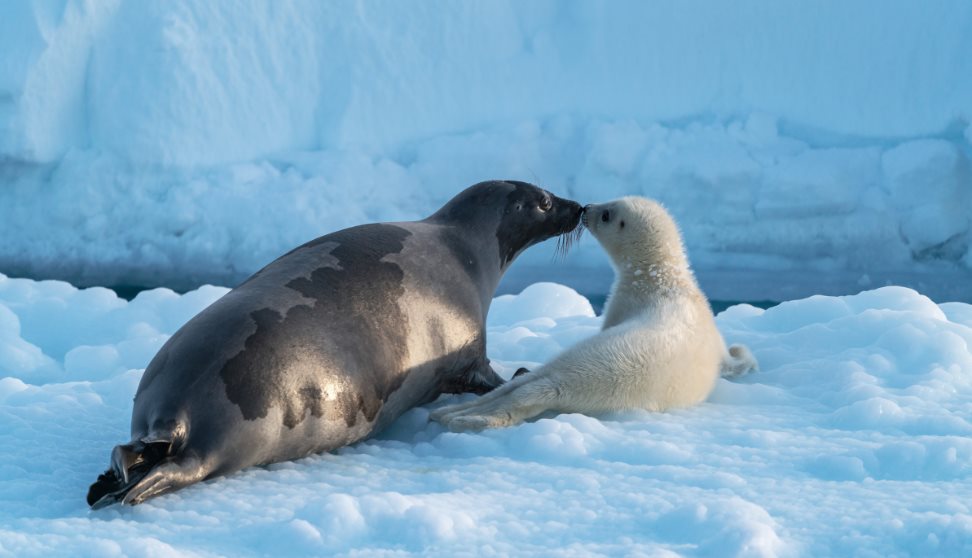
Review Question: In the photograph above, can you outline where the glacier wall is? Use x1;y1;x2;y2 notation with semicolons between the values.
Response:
1;0;970;299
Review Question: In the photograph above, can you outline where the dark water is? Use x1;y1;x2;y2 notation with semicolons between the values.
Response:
582;293;777;315
109;285;154;301
109;284;777;315
710;299;779;315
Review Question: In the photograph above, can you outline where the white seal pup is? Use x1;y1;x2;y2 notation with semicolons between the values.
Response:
431;196;757;432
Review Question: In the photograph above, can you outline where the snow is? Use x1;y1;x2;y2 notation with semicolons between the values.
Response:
2;3;970;551
1;1;971;301
2;275;971;556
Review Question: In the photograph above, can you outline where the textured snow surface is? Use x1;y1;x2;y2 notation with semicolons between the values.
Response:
1;1;971;299
1;275;971;557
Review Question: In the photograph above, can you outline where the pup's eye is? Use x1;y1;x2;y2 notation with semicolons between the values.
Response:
601;210;610;223
538;198;552;212
620;220;625;229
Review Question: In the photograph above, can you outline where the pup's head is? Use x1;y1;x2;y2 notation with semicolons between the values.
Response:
582;197;685;267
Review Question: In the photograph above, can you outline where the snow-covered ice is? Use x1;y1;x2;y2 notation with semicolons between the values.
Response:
1;274;971;556
1;1;971;301
2;2;971;553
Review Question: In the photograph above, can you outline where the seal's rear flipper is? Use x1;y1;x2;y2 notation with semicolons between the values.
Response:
87;469;125;509
87;440;171;508
87;423;193;508
120;454;210;505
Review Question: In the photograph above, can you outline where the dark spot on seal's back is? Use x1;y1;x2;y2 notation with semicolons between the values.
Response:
220;224;412;429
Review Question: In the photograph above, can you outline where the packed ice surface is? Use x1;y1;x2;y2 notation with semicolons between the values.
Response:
2;2;971;553
1;274;971;557
1;1;971;300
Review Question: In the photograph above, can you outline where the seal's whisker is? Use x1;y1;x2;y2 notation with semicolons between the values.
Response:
553;226;584;261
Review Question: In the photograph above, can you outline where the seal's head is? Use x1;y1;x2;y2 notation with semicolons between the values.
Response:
583;197;686;269
429;180;584;269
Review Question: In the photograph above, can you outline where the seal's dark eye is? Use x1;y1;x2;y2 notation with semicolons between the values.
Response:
538;198;552;212
620;220;625;229
601;210;610;223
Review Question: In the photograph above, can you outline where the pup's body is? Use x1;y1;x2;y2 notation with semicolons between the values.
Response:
432;197;757;431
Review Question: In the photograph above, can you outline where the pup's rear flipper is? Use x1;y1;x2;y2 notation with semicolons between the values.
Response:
88;429;209;508
721;344;759;379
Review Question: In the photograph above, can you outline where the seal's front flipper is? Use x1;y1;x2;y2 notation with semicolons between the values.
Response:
442;359;505;395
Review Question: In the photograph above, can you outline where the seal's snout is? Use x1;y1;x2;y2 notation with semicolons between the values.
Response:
559;198;584;233
552;197;585;259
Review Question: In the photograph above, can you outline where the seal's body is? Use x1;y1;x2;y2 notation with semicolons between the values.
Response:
88;181;583;507
432;196;757;432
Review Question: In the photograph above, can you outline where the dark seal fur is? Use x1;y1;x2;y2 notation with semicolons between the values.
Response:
88;180;583;507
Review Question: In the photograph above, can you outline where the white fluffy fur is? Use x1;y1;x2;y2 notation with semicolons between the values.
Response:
431;197;757;432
